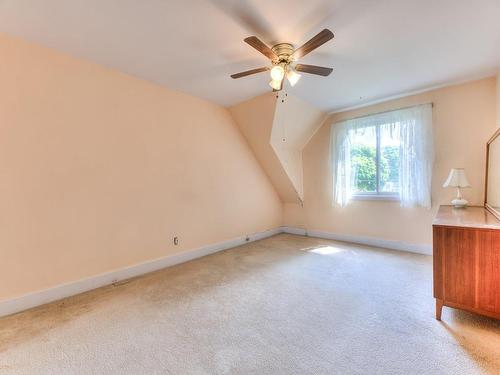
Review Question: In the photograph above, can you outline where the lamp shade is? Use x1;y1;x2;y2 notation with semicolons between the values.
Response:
442;168;471;188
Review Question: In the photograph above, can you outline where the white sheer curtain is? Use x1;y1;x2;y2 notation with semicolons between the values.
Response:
331;103;433;208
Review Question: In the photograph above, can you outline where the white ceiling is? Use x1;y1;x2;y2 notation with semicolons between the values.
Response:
0;0;499;111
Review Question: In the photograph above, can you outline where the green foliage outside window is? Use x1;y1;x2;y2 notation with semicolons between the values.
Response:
351;145;399;192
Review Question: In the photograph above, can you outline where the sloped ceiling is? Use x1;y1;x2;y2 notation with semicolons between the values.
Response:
230;93;325;203
271;95;326;199
230;93;300;203
0;0;499;111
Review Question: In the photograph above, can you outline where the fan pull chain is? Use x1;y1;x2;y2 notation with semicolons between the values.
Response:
275;91;287;104
281;92;287;143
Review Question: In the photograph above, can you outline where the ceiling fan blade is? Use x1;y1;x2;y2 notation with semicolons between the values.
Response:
295;64;333;76
244;36;278;60
231;67;269;79
291;29;334;60
208;0;275;43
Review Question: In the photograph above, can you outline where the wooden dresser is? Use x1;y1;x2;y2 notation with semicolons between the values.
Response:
433;205;500;320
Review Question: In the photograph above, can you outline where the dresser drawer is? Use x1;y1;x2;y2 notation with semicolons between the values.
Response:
433;226;476;306
477;230;500;313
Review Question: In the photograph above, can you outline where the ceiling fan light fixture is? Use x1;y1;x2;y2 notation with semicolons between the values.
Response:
270;65;285;81
231;29;334;90
286;68;301;87
269;78;282;91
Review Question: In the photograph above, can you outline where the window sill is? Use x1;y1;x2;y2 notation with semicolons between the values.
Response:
351;194;400;202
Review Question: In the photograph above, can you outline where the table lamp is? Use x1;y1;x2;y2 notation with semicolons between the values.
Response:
443;168;471;208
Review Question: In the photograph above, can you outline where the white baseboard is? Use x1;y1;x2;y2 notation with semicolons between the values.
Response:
280;226;307;236
0;227;282;318
0;226;431;318
282;227;432;255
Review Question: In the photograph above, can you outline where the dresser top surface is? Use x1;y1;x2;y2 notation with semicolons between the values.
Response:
433;205;500;230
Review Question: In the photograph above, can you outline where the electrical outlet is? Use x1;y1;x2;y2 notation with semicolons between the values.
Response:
173;236;179;246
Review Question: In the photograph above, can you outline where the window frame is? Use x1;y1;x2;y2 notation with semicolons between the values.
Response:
350;123;400;201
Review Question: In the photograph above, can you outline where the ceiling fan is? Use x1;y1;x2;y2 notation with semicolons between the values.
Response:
231;29;334;91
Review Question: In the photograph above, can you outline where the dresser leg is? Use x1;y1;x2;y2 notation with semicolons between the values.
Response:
436;299;443;321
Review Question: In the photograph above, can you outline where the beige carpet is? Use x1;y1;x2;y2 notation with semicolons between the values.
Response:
1;234;499;374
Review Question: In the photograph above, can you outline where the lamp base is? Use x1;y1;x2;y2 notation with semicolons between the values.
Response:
451;198;468;208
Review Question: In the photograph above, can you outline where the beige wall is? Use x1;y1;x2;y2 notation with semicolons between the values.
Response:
497;70;500;126
0;34;282;302
284;78;497;247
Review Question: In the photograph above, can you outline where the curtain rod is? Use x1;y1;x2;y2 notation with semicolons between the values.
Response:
331;102;434;123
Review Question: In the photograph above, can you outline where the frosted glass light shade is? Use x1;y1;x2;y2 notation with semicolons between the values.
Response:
269;79;282;90
443;168;471;188
286;69;301;87
270;65;285;81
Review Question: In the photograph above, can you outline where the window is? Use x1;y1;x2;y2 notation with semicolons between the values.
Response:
349;122;400;198
331;104;433;208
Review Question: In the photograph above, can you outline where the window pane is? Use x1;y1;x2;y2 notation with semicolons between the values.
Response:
379;123;400;193
350;126;376;193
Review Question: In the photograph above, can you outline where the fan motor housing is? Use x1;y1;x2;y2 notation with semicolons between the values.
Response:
271;43;294;63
